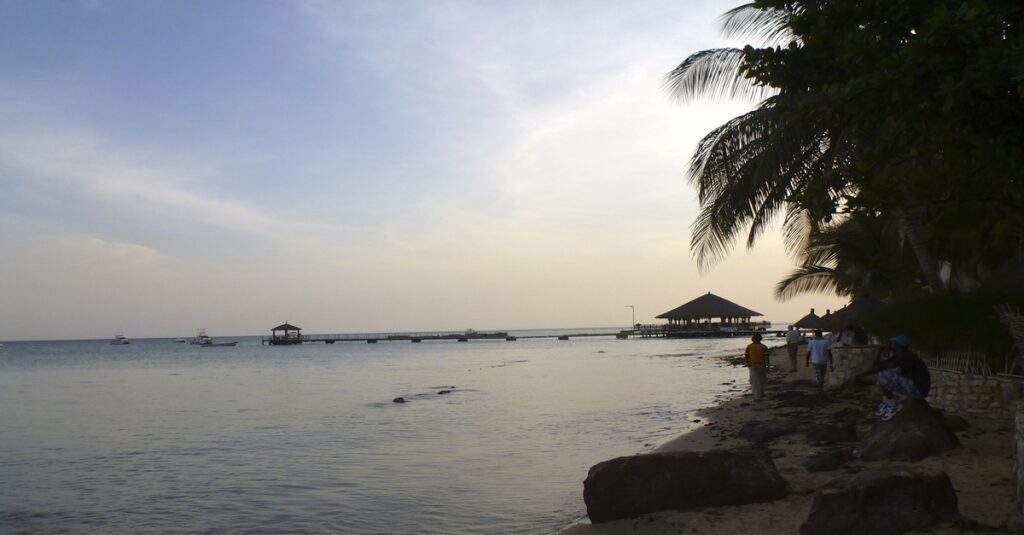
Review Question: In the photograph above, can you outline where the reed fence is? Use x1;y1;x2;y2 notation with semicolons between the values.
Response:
923;350;993;376
997;304;1024;377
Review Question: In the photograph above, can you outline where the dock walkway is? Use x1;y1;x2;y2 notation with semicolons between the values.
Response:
262;328;785;345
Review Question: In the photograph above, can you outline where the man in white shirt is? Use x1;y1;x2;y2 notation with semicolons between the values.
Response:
805;329;834;391
785;325;802;373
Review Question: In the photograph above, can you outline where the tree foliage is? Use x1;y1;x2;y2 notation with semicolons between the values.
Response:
671;0;1024;294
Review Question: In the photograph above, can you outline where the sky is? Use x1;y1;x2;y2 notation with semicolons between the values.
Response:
0;0;845;341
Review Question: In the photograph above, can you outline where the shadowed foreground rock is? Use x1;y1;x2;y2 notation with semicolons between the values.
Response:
800;468;959;535
583;448;787;523
805;421;857;444
738;420;799;442
803;449;849;472
857;398;959;461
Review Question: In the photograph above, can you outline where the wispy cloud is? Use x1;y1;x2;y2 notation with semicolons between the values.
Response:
0;127;353;245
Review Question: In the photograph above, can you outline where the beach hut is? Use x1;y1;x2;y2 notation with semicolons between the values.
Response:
820;297;881;333
269;322;303;345
793;308;822;330
656;292;763;330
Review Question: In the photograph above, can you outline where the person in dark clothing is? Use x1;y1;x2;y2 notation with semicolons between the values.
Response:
857;335;931;421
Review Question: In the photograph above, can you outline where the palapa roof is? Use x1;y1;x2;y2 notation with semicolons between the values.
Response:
271;322;302;331
656;292;762;320
820;297;881;332
793;309;822;329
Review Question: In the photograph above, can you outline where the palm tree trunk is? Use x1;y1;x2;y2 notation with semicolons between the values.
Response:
893;208;944;293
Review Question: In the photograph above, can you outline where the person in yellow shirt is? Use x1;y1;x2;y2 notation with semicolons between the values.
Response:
744;333;770;400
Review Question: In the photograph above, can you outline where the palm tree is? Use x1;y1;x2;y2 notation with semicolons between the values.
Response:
666;2;946;292
774;213;923;301
665;4;850;271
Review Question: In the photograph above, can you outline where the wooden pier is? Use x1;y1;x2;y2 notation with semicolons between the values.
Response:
261;328;784;345
262;331;513;345
632;324;783;339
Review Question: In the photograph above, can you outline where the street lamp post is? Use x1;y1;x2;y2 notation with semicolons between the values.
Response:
625;305;635;334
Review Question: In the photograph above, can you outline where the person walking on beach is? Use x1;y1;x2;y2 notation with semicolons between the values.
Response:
805;330;833;391
857;335;931;421
744;333;770;400
785;325;802;373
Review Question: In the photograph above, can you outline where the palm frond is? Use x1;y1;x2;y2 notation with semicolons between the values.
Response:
719;3;796;47
782;207;816;259
664;48;774;103
774;264;845;301
687;103;845;269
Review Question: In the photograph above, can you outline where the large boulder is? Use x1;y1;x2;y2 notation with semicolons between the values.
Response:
800;468;960;535
856;398;959;461
941;411;970;432
583;447;787;523
803;449;850;472
805;421;857;444
738;420;799;442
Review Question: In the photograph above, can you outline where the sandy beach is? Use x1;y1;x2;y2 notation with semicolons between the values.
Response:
563;345;1023;534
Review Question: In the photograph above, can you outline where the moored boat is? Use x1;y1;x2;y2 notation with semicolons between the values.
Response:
111;331;130;345
191;329;238;347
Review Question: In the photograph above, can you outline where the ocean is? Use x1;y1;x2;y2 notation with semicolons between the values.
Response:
0;329;762;534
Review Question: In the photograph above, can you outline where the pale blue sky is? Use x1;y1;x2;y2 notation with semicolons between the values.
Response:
0;1;843;340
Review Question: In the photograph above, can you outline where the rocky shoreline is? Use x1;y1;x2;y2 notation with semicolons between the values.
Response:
562;345;1022;534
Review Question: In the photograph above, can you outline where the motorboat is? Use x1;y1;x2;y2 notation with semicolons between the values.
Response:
191;329;238;347
111;331;130;345
174;338;187;343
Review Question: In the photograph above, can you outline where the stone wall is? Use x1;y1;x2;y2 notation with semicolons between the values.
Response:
824;343;1024;512
827;345;882;388
927;369;1024;416
1016;410;1024;514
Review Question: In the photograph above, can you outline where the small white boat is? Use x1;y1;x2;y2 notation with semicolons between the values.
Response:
190;329;238;347
111;332;130;345
174;338;187;343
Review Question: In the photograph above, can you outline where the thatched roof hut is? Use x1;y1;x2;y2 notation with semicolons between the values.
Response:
819;297;881;333
269;322;303;345
656;292;762;325
793;308;822;329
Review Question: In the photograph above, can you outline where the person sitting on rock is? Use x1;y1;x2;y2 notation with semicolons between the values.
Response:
858;335;931;421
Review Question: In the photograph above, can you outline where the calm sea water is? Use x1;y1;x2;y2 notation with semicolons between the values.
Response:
0;329;762;534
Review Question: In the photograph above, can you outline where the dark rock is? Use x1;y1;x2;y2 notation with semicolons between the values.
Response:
738;420;799;443
803;450;848;472
856;398;959;462
800;468;960;535
392;397;406;403
583;447;787;523
828;407;862;420
805;421;857;444
941;412;970;432
437;390;452;395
